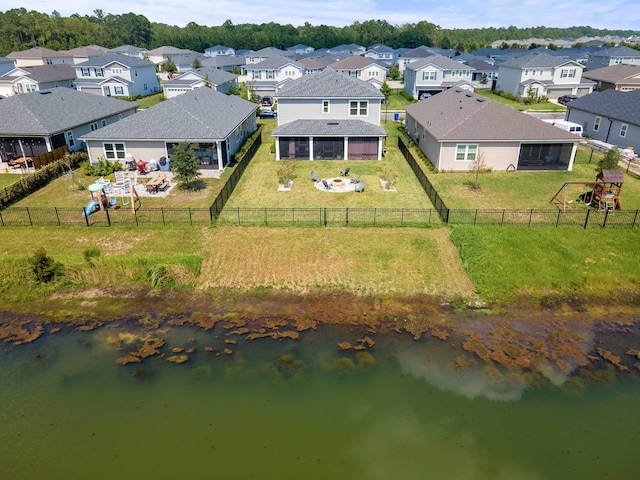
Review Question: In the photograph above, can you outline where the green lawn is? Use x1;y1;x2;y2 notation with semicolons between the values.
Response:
385;88;416;110
0;173;22;189
475;88;566;112
224;121;435;209
426;146;640;210
135;93;165;109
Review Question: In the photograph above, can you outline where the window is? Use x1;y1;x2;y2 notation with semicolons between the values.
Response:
94;68;104;77
594;116;601;132
90;123;99;131
614;57;623;64
620;124;628;137
104;143;125;159
422;71;436;81
349;100;368;116
114;86;124;95
524;69;529;75
322;100;330;114
455;144;478;161
252;71;261;80
539;69;544;75
45;58;53;65
101;119;107;127
284;70;296;77
65;131;75;148
560;69;576;78
143;83;148;90
81;67;90;77
266;71;275;79
112;68;123;75
25;84;37;92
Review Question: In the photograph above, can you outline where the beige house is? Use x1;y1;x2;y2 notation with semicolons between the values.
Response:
405;88;579;172
582;64;640;92
6;47;73;67
328;56;388;88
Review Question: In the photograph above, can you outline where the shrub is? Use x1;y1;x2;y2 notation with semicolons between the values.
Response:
597;148;622;172
30;248;63;283
378;167;396;189
277;161;297;187
83;247;101;264
83;157;122;177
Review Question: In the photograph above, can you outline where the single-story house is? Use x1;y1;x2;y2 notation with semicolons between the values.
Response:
405;88;579;171
0;88;138;161
162;67;238;98
80;88;258;171
0;64;76;97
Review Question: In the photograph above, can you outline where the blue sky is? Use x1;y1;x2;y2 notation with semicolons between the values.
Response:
5;0;640;31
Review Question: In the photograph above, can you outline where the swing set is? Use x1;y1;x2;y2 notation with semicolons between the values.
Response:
550;170;624;212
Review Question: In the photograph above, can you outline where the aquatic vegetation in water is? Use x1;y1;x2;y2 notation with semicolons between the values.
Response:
189;365;212;379
335;357;356;376
356;351;376;370
132;366;151;381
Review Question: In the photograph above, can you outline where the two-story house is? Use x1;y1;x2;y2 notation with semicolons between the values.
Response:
398;46;457;74
404;55;476;99
74;53;159;97
245;56;307;99
204;45;236;57
328;56;388;88
245;47;296;64
146;46;198;66
0;88;138;161
496;52;593;100
6;47;73;67
162;67;238;98
272;68;386;161
587;46;640;69
327;44;366;56
0;57;16;78
110;45;148;59
64;46;109;64
287;44;315;56
582;64;640;92
0;64;76;97
297;57;334;75
364;44;398;66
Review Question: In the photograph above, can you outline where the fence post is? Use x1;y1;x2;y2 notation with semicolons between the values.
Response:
264;207;267;226
633;209;638;228
55;207;60;226
501;209;505;227
603;208;609;228
474;209;478;226
189;207;193;226
323;208;327;227
374;208;377;226
162;207;166;226
529;209;533;227
401;208;404;225
134;208;138;226
583;209;590;229
26;207;32;226
84;208;89;227
346;207;349;226
556;210;561;228
105;206;111;226
237;207;241;226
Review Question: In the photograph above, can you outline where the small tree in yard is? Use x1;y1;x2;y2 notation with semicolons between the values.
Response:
467;151;487;190
597;148;622;172
277;161;297;188
170;142;201;189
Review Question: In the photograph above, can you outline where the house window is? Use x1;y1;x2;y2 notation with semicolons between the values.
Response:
26;84;37;92
252;71;261;80
94;68;104;77
614;57;623;64
455;144;478;161
524;69;529;75
594;116;601;132
368;70;378;77
422;71;436;81
620;124;628;137
144;83;148;90
90;123;99;131
539;69;544;75
65;131;75;148
81;67;90;77
267;71;275;79
322;100;330;114
114;86;124;95
112;68;123;75
101;119;107;127
104;143;125;159
349;100;368;116
45;58;53;65
560;69;576;78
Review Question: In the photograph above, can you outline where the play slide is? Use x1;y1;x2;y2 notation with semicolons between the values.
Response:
83;200;99;216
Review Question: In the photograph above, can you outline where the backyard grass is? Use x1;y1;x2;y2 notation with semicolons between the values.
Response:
0;172;22;189
385;88;416;111
475;88;566;112
426;146;640;210
134;93;165;109
224;121;435;209
450;226;640;305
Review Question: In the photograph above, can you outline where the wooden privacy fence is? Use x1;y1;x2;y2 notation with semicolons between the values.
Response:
31;145;69;170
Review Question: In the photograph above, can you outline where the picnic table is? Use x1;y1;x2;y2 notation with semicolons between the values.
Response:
145;173;168;193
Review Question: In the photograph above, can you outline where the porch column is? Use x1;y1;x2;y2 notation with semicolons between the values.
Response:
216;141;222;169
344;137;349;160
568;143;577;172
378;136;383;160
309;136;314;160
275;137;281;160
45;137;52;152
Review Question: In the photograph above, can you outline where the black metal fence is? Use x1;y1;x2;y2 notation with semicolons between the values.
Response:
210;131;262;218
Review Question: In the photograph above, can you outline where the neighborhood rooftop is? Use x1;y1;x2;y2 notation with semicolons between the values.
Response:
566;89;640;125
276;68;384;98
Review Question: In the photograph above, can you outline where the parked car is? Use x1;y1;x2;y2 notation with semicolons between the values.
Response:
261;96;273;106
259;109;277;119
558;95;577;105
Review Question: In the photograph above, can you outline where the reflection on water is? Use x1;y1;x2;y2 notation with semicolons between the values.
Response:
1;324;639;480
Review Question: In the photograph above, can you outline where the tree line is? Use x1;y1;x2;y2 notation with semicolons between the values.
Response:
0;8;637;57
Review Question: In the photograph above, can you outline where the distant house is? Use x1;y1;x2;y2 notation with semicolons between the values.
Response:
398;46;457;74
328;56;388;88
110;45;147;59
272;68;386;161
200;55;246;73
204;45;235;57
405;88;579;171
587;46;640;69
245;56;306;98
0;64;76;97
404;55;476;99
74;53;159;97
364;44;397;65
162;67;238;98
287;44;315;55
64;46;109;65
146;46;199;66
327;44;366;56
80;88;258;171
6;47;73;67
582;64;640;92
0;57;16;77
0;88;138;160
245;47;296;64
297;57;333;74
496;52;593;100
462;58;499;88
565;90;640;153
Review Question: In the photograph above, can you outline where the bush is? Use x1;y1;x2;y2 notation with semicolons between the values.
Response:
277;161;297;186
379;167;396;188
597;148;622;172
232;126;263;163
83;158;122;177
83;247;101;264
30;248;63;283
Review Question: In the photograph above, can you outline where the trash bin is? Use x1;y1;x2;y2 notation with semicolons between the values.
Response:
393;113;399;121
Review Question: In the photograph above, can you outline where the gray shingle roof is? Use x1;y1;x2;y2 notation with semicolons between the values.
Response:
76;53;154;68
405;88;577;142
1;64;76;82
276;68;384;99
592;46;640;58
582;64;640;83
273;119;385;137
566;89;640;126
245;55;306;70
500;52;577;68
164;67;237;87
329;56;385;70
80;88;257;141
406;55;475;71
7;47;72;59
0;88;137;136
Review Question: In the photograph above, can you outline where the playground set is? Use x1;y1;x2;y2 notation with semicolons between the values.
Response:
83;177;141;217
550;169;624;212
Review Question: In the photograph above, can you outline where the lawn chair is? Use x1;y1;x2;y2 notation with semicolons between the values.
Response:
340;167;350;177
354;180;365;193
322;179;333;190
350;175;360;184
311;170;321;182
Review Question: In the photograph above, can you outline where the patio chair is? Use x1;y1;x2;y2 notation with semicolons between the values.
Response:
354;180;365;193
340;167;350;177
322;179;333;190
350;175;360;184
311;170;321;182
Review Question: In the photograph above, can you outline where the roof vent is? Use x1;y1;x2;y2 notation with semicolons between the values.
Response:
465;93;473;97
328;122;339;125
454;88;462;93
476;97;486;102
39;91;52;95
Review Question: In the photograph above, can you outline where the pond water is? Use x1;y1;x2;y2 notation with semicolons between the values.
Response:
1;323;639;479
